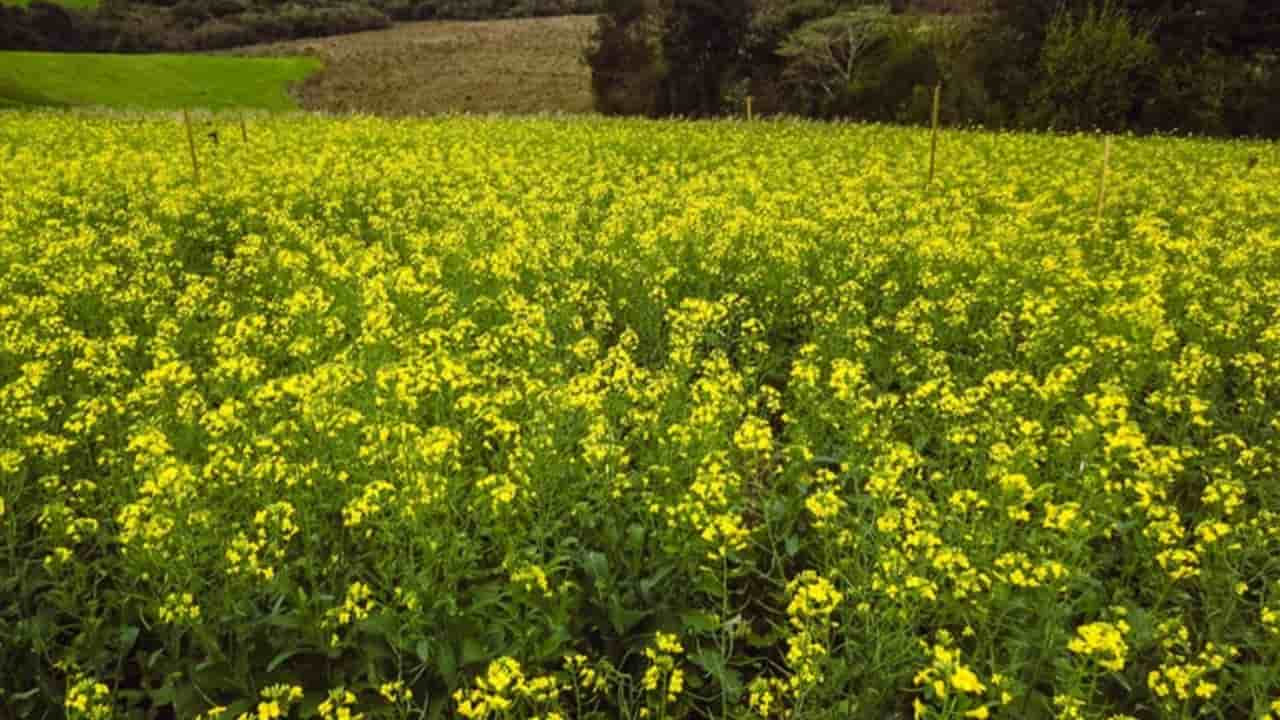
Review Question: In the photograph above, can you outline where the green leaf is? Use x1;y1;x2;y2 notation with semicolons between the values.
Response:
148;685;176;706
537;625;570;660
681;611;721;633
262;612;302;630
583;551;610;586
784;535;801;557
267;649;300;673
461;636;487;666
688;648;725;676
437;642;458;686
119;625;140;652
639;565;675;600
607;599;650;635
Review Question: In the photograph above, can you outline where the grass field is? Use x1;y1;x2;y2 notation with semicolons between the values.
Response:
3;111;1280;720
0;52;320;110
235;16;595;115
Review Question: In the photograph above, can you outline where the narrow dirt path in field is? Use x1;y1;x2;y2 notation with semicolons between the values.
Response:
234;15;595;116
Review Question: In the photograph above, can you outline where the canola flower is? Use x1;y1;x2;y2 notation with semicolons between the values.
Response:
2;111;1280;719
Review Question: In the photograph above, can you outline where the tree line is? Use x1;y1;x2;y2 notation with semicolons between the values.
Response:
585;0;1280;137
1;0;602;53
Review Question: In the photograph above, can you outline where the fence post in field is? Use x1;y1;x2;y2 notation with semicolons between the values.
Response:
182;109;201;185
927;82;942;188
1096;135;1113;221
240;114;249;143
746;96;754;122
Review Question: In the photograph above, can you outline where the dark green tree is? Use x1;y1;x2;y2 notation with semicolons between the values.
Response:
584;0;665;115
654;0;754;116
1120;0;1280;57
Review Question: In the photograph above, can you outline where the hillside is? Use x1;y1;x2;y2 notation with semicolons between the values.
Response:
235;16;595;116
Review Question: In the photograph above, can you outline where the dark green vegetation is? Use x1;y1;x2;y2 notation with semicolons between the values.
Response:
0;0;601;53
587;0;1280;137
235;16;594;116
1;0;98;9
0;51;319;109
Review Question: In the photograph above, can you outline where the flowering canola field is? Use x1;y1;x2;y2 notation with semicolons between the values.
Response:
2;112;1280;720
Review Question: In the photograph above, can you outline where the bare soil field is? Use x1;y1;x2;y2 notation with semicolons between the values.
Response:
236;15;595;116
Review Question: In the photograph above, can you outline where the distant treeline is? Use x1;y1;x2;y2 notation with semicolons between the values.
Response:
0;0;602;52
586;0;1280;138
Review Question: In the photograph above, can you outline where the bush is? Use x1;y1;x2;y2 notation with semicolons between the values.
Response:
0;7;41;50
1026;2;1156;132
273;2;388;39
237;10;293;41
778;10;943;121
1227;52;1280;137
0;0;92;51
584;0;664;116
191;17;258;48
509;0;578;17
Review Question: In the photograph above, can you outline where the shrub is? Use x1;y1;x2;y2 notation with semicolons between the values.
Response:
272;2;387;39
1227;52;1280;137
584;0;664;116
778;10;943;121
191;17;259;49
1026;2;1157;132
237;10;293;41
22;1;81;49
172;0;213;24
653;0;753;116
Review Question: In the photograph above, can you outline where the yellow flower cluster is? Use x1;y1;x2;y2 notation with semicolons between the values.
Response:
1067;620;1131;672
912;638;1005;720
64;675;111;720
641;633;686;706
1146;626;1236;710
239;684;303;720
318;688;363;720
324;581;376;647
157;591;201;625
453;657;563;719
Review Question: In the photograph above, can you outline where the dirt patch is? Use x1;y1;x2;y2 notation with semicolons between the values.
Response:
234;16;596;116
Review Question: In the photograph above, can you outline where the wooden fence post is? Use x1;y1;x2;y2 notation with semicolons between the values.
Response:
240;114;249;143
1096;135;1113;221
182;109;201;185
927;82;942;188
746;95;753;122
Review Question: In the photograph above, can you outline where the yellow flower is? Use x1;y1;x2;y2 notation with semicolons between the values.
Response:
1068;621;1130;672
950;666;985;695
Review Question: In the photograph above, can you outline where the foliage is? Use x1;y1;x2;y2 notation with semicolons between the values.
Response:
977;0;1280;136
775;7;896;103
0;0;99;9
653;0;753;116
586;0;1280;138
776;8;943;121
584;0;664;115
3;111;1280;719
0;0;602;52
1115;0;1280;58
585;0;753;118
1027;2;1156;132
